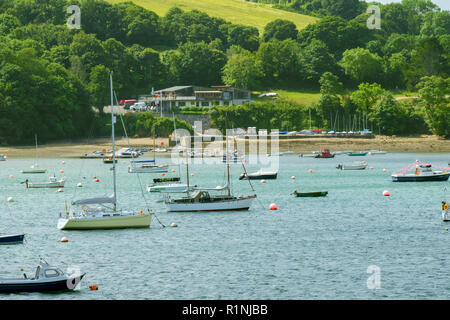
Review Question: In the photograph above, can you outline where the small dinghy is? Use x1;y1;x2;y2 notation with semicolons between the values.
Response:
336;161;367;170
25;175;65;188
0;259;84;293
0;234;24;245
293;190;328;197
239;170;278;180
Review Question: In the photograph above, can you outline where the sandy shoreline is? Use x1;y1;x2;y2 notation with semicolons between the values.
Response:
0;135;449;158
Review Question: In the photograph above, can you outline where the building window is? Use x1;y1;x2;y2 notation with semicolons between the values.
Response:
178;102;186;107
201;101;210;107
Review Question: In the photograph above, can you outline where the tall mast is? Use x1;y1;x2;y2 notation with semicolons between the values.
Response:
110;72;117;211
225;117;231;197
34;133;38;166
153;125;156;162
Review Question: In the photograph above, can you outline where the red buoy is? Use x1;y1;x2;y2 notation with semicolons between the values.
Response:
383;190;390;196
269;203;278;210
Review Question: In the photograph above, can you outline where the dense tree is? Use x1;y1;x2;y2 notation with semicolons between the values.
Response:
300;39;338;85
339;48;384;84
219;24;260;51
416;75;450;137
222;46;263;90
262;19;298;42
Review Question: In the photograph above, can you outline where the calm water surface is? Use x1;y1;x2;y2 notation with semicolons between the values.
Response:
1;152;450;299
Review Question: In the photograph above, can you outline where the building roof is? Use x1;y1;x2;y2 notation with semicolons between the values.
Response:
155;85;193;92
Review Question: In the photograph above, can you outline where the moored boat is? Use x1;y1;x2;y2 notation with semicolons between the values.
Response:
336;161;367;170
348;152;368;156
0;234;24;245
147;183;196;193
57;73;152;230
0;154;6;161
392;161;450;182
0;259;84;293
239;170;278;180
315;148;335;158
128;160;168;173
293;190;328;197
25;176;65;188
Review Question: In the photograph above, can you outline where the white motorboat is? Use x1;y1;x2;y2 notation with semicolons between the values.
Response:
25;176;65;188
115;147;141;158
0;259;84;293
392;161;450;182
57;73;152;230
80;151;105;159
268;151;295;156
336;161;367;170
299;151;320;158
367;150;387;155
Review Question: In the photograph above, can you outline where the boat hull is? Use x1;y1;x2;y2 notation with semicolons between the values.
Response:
57;214;151;230
26;181;65;188
348;153;367;156
392;173;450;182
0;275;84;293
0;234;24;245
166;197;255;212
443;210;450;221
21;169;47;174
239;173;277;180
294;191;328;197
128;166;168;173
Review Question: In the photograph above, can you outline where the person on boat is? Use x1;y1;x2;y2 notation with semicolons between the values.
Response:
25;179;29;189
443;201;449;211
415;167;420;175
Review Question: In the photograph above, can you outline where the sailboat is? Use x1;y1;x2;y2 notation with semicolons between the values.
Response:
164;132;256;212
57;73;152;230
21;134;46;174
128;127;168;173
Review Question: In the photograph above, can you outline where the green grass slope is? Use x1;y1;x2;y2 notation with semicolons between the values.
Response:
107;0;319;33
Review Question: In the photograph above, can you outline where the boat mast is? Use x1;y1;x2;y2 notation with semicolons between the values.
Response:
34;133;38;166
225;117;231;197
110;72;117;211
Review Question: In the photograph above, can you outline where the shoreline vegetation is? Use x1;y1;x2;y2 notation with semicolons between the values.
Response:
0;135;448;158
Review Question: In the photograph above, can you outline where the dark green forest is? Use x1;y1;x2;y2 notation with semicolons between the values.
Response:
0;0;448;144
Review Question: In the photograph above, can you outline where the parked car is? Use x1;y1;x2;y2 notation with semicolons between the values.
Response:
122;99;137;109
130;102;147;111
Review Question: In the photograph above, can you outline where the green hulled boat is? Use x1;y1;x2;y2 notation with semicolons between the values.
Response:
294;191;328;197
348;152;368;156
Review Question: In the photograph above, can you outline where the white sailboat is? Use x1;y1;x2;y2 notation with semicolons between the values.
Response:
57;73;152;230
22;134;46;174
165;134;256;212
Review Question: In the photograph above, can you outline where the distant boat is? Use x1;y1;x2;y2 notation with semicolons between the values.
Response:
80;151;105;159
367;150;387;155
334;150;353;155
293;191;328;197
128;160;168;173
268;151;295;156
315;148;335;158
25;176;65;188
102;156;117;164
147;183;196;193
336;161;367;170
348;152;368;156
22;134;46;174
392;161;450;182
0;234;24;245
0;259;84;293
299;152;319;158
239;170;278;180
0;154;6;161
153;177;180;183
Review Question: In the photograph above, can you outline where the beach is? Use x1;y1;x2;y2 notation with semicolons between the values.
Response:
0;135;449;158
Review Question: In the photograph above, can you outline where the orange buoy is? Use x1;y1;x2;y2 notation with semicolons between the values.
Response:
383;169;387;172
60;169;64;173
89;284;98;291
383;190;390;196
260;179;266;183
269;203;278;210
309;169;313;173
191;173;194;176
370;167;374;170
61;237;68;243
172;169;176;173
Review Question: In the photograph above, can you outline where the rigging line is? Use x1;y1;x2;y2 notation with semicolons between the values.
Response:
113;92;165;228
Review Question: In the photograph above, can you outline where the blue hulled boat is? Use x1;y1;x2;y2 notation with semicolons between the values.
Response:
0;234;24;245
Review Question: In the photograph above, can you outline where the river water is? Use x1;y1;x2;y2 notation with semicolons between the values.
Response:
1;152;450;299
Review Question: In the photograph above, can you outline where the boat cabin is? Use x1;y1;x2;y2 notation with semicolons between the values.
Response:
32;260;65;280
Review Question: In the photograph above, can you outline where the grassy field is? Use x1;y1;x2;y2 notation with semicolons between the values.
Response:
107;0;319;33
252;89;321;105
